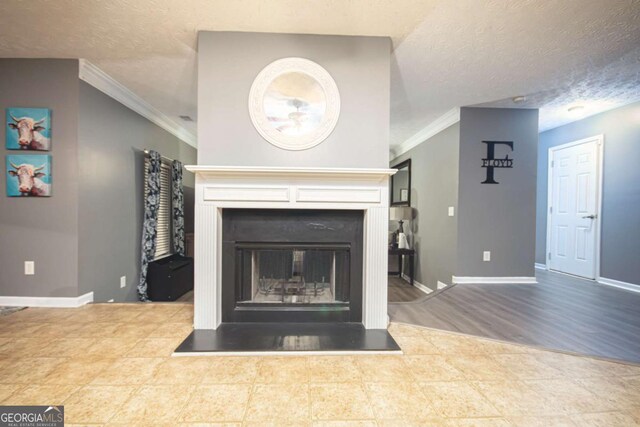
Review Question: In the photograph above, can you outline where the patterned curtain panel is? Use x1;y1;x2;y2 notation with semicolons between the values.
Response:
172;160;185;256
137;150;161;301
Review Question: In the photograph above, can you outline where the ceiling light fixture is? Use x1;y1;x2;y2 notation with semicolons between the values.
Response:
512;96;527;103
567;105;585;114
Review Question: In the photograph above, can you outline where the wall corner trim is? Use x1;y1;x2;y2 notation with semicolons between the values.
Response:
452;276;538;284
390;107;460;161
78;59;197;148
534;263;547;270
0;292;94;308
598;277;640;293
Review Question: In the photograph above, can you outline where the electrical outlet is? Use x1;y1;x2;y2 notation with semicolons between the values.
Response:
24;261;35;275
448;206;455;217
483;251;491;262
120;276;126;288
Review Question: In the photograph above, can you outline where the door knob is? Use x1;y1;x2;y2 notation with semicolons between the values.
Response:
582;214;597;219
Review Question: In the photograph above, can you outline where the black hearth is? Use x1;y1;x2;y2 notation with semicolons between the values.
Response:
221;209;363;322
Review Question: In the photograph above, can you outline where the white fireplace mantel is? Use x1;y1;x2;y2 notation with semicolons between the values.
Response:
185;165;396;330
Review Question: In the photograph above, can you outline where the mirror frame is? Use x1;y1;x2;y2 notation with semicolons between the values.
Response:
248;57;341;151
390;159;411;207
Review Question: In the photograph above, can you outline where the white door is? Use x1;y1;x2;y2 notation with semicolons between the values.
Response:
548;136;601;279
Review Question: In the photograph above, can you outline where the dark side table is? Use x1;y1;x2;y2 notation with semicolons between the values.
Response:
388;247;415;286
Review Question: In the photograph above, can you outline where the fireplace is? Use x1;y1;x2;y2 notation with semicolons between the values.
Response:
222;209;363;322
186;166;394;330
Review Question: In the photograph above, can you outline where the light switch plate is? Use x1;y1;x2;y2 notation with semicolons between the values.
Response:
24;261;35;275
483;251;491;262
448;206;455;216
120;276;126;288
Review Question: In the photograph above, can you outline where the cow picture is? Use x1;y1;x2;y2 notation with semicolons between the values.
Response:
6;154;51;197
6;107;51;151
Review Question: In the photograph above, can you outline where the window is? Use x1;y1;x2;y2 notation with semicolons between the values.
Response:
144;157;172;259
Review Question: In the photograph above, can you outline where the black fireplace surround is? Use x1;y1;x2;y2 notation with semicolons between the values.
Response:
222;209;364;323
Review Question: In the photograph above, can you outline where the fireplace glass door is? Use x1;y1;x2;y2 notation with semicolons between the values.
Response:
222;209;363;323
236;244;350;307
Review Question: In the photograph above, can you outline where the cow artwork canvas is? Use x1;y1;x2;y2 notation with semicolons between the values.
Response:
6;154;52;197
6;107;51;151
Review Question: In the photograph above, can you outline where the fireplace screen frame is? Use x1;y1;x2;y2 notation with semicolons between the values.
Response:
235;242;351;308
221;209;363;323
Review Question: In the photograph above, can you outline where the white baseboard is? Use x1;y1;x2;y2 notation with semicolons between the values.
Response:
0;292;94;308
535;263;547;270
598;277;640;293
452;276;538;284
401;273;432;294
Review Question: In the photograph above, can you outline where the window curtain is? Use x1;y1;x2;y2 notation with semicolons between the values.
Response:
137;150;161;302
172;160;185;256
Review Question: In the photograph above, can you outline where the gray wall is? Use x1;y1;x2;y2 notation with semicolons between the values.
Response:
537;102;640;284
78;82;197;302
0;59;80;298
457;107;538;277
390;123;460;289
197;31;390;168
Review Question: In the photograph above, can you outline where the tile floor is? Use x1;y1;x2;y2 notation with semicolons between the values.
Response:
0;303;639;426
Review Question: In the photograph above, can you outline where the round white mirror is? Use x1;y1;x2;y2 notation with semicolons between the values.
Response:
248;58;340;150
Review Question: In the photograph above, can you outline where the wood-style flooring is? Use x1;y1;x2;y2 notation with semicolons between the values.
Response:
176;290;194;302
389;269;640;364
388;276;427;302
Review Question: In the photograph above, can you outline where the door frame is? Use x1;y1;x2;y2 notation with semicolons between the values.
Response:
545;134;604;280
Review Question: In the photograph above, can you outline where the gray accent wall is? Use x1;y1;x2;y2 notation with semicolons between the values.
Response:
457;107;538;277
0;58;196;303
197;31;390;168
78;82;197;302
391;123;460;289
0;59;80;298
537;102;640;285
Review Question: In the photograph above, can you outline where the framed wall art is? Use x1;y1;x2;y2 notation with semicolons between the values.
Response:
6;154;52;197
6;107;51;151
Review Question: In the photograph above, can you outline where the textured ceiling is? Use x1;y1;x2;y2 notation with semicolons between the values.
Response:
391;0;640;147
473;46;640;132
1;0;639;148
0;0;437;139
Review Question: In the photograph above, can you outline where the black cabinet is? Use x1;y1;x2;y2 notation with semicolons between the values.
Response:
147;254;194;301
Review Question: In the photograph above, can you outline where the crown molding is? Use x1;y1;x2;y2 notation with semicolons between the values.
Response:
78;59;196;148
390;107;460;161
